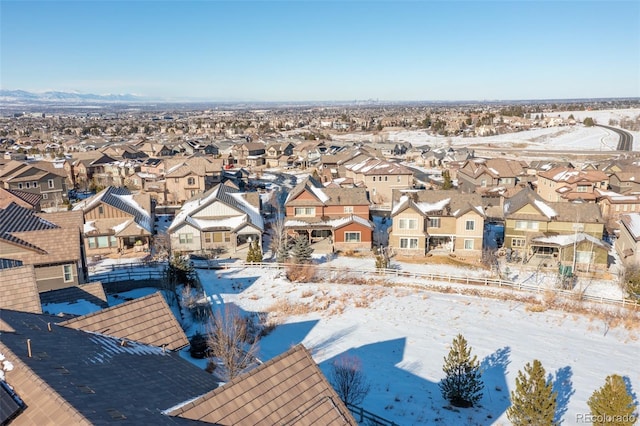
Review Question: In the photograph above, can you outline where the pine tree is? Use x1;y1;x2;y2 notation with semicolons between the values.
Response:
290;234;313;264
507;359;557;426
246;240;262;263
276;239;290;263
588;374;637;426
439;334;483;407
442;170;453;190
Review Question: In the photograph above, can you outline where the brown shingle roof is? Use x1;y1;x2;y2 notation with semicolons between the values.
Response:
60;292;189;351
169;344;357;425
0;265;42;313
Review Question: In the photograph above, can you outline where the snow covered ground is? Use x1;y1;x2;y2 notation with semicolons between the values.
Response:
41;253;639;424
332;108;640;153
195;262;639;426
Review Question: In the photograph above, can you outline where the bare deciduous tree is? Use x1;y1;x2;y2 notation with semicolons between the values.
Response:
206;306;259;381
329;354;370;406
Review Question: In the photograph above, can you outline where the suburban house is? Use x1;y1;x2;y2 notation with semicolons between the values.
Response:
595;189;640;232
456;158;528;194
0;203;87;291
265;142;294;167
502;188;605;271
388;190;485;258
616;213;640;268
0;160;70;209
609;170;640;194
168;183;264;256
230;142;266;167
73;186;154;257
284;176;373;253
536;167;609;202
164;157;223;204
341;156;414;207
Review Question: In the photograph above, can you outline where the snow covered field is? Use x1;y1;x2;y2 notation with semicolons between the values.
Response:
332;108;640;153
195;261;639;426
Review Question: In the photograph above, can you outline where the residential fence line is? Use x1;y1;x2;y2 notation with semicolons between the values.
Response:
346;402;398;426
88;261;637;309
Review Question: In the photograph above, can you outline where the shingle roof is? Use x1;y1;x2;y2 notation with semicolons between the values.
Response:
0;187;42;210
60;292;189;351
73;186;153;233
391;189;484;218
169;184;263;233
0;265;42;313
0;309;218;425
168;344;357;425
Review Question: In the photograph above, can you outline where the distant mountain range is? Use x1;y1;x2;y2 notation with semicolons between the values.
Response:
0;90;144;103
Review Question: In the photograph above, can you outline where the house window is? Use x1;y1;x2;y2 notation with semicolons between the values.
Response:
17;183;23;189
385;176;388;181
465;220;475;231
25;182;30;189
33;181;38;187
577;186;589;193
175;178;179;183
345;232;361;243
515;220;538;231
42;194;48;199
98;206;104;215
480;179;487;187
372;176;376;182
400;238;418;249
88;238;97;249
464;239;474;250
512;238;526;248
187;177;195;185
428;218;441;228
397;175;401;182
48;179;54;188
179;233;194;244
344;206;354;214
398;218;417;230
63;265;73;283
294;207;315;216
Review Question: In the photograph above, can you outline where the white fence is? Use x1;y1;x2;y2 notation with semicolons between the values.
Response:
88;261;637;309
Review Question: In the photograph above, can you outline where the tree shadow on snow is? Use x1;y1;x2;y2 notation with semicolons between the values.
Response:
550;366;574;424
480;346;511;422
318;338;512;425
257;319;320;360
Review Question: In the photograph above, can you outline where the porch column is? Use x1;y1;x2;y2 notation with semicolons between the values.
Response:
450;235;455;253
426;236;430;255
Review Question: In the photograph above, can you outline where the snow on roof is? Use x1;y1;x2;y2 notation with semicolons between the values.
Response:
553;170;580;181
488;167;500;176
622;213;640;238
83;221;97;233
113;194;150;220
188;215;245;231
415;198;450;214
1;352;14;381
86;332;166;364
309;186;330;203
391;195;410;215
533;199;557;218
112;220;131;234
167;162;185;174
285;215;372;229
230;192;264;229
532;232;607;248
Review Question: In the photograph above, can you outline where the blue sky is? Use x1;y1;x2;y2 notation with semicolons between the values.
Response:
1;1;639;101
